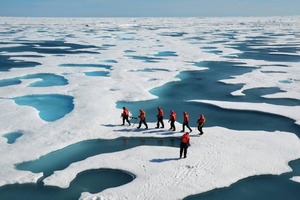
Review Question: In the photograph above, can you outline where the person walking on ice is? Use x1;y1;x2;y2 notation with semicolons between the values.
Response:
137;109;148;129
197;114;206;135
121;107;131;126
181;112;192;133
168;110;176;131
156;107;164;128
180;132;190;158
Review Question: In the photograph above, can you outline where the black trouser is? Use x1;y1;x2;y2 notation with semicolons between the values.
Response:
182;121;192;132
170;120;175;131
138;118;148;129
122;116;130;125
198;124;204;134
156;116;164;128
180;142;188;158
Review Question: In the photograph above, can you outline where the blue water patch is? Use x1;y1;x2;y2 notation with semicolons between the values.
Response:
23;73;68;87
0;41;102;55
187;61;300;106
260;64;289;68
0;168;134;200
242;87;300;106
59;63;112;70
0;78;21;87
0;73;68;87
119;37;136;41
185;36;205;41
184;158;300;200
97;35;112;38
127;55;164;63
123;50;136;53
16;137;179;178
149;78;160;81
236;50;300;62
261;70;286;74
208;40;230;44
13;94;74;122
84;71;109;77
102;44;116;47
12;136;178;198
205;50;223;55
110;88;120;91
124;32;137;35
279;79;293;84
0;28;24;35
9;55;44;58
245;36;271;40
215;32;237;40
65;34;76;38
201;47;217;50
265;33;294;37
201;47;223;54
100;59;118;63
0;54;41;72
153;51;178;57
150;61;254;103
2;132;23;144
104;28;122;32
158;32;188;37
226;39;300;62
129;68;169;72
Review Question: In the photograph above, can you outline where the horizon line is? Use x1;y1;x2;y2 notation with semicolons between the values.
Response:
1;15;299;19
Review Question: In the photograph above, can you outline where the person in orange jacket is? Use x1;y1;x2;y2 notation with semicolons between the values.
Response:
197;114;206;135
156;107;164;128
121;107;131;126
181;112;192;133
180;132;190;158
137;109;148;129
168;110;176;131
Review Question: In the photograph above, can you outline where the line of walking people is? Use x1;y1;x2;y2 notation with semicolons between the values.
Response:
121;107;206;135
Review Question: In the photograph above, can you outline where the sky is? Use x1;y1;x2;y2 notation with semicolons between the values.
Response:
0;0;299;18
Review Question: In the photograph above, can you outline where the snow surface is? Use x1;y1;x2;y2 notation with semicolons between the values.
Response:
0;16;300;199
291;176;300;183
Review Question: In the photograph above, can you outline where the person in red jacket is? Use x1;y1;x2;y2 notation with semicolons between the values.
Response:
156;107;164;128
181;112;192;133
197;114;206;135
137;109;148;129
121;107;131;126
180;132;190;158
168;110;176;131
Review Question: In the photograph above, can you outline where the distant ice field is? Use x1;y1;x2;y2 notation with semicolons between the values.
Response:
0;16;300;200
